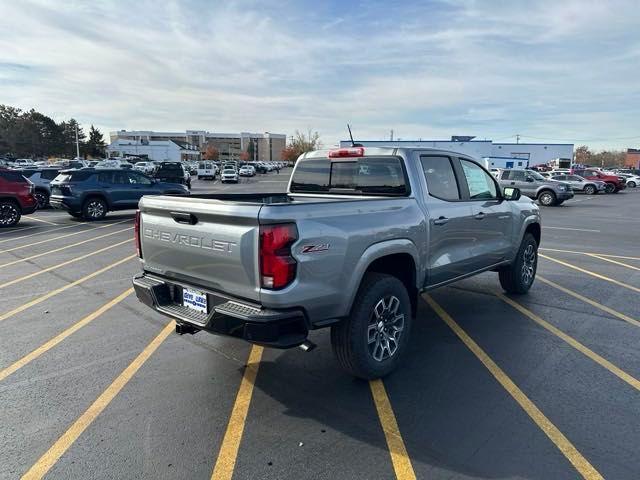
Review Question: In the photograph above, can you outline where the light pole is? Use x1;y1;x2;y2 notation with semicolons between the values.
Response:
75;124;80;159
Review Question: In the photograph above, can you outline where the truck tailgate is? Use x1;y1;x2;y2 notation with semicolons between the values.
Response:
139;196;261;301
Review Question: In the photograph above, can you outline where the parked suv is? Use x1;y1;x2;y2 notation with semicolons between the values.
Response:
549;173;605;195
0;168;38;227
18;167;61;208
50;169;189;220
154;162;191;189
498;169;573;206
572;169;626;193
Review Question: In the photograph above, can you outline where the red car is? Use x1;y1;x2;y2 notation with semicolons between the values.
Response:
0;168;38;227
572;168;627;193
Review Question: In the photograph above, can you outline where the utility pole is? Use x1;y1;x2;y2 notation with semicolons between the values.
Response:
390;129;394;141
75;123;80;159
516;134;520;144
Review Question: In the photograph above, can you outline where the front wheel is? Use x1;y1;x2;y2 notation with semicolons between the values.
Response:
0;200;21;227
499;233;538;294
583;185;596;195
538;190;556;206
628;181;636;188
331;273;412;379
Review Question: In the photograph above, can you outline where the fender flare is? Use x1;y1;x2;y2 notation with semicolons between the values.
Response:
344;239;420;315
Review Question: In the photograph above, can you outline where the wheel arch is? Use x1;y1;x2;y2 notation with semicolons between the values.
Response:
346;240;420;318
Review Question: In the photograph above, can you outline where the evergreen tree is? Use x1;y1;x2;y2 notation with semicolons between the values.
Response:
87;125;106;157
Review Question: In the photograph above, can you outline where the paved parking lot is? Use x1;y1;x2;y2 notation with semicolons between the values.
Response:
1;173;638;480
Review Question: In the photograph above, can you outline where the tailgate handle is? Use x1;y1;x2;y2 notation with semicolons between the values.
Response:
170;211;198;225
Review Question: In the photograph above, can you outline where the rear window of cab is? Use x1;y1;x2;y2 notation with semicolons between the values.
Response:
290;157;409;196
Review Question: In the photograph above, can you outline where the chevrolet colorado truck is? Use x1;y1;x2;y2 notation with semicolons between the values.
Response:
133;147;541;379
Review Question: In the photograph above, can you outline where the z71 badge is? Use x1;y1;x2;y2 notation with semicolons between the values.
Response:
301;244;330;253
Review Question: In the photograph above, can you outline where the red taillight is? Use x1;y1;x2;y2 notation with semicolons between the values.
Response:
328;147;364;158
259;223;297;289
134;210;142;258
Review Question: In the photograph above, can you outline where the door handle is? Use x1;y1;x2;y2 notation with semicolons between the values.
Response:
510;182;516;185
170;211;198;225
433;216;449;226
474;212;486;220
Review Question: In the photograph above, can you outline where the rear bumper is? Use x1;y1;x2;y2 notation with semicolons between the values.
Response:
132;273;309;348
50;195;81;212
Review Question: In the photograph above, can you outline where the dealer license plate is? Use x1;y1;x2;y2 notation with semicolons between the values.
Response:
182;288;207;313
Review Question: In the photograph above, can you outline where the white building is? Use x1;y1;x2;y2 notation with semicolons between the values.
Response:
107;139;201;162
339;138;573;167
109;130;286;163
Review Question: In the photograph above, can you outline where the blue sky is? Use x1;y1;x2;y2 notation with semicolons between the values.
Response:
1;0;638;149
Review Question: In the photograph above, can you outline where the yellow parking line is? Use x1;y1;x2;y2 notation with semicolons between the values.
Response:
211;345;263;480
20;320;174;480
0;222;89;245
423;294;603;480
370;379;416;480
0;289;133;382
496;292;640;392
537;276;640;328
27;216;59;226
539;254;640;294
539;247;640;262
0;218;129;253
0;254;136;323
586;253;640;272
0;239;132;289
0;226;132;269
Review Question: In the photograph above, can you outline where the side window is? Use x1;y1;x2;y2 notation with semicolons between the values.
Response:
128;172;151;185
97;172;113;183
555;175;566;181
41;170;59;181
113;172;129;184
419;156;460;201
500;170;511;180
510;170;526;181
459;159;498;200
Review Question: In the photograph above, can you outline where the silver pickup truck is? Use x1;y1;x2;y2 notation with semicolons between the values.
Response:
133;147;541;379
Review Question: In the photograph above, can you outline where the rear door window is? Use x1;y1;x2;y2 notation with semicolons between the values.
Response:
419;156;460;201
290;157;408;196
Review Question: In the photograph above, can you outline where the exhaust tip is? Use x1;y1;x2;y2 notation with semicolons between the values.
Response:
299;340;317;352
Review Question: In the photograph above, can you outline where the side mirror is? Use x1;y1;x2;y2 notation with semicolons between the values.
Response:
503;187;521;201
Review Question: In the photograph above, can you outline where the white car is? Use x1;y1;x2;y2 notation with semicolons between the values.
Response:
621;174;640;188
133;161;155;174
95;159;132;169
197;161;217;180
239;165;255;177
220;168;239;183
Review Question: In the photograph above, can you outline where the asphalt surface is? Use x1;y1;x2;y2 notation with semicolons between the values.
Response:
1;169;639;480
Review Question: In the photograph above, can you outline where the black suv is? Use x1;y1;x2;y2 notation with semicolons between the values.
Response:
154;162;191;189
50;168;189;220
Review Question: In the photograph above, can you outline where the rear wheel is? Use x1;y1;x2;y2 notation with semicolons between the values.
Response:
34;190;49;209
538;190;556;206
0;200;21;227
82;197;107;220
331;273;412;379
499;233;538;294
583;184;596;195
604;183;615;194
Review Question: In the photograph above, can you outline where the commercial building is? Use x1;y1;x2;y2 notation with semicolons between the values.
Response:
107;139;201;162
109;130;286;163
625;149;640;169
339;137;574;168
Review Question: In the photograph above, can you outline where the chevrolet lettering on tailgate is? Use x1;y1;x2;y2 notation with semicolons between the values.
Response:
143;227;236;253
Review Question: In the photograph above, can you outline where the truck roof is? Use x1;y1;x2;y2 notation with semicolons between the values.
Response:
302;146;476;160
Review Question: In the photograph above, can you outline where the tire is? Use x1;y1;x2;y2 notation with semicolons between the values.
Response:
604;183;615;194
583;184;596;195
499;233;538;294
628;181;636;188
0;200;21;227
197;176;202;180
331;273;412;379
538;190;556;206
34;190;49;209
82;197;108;220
